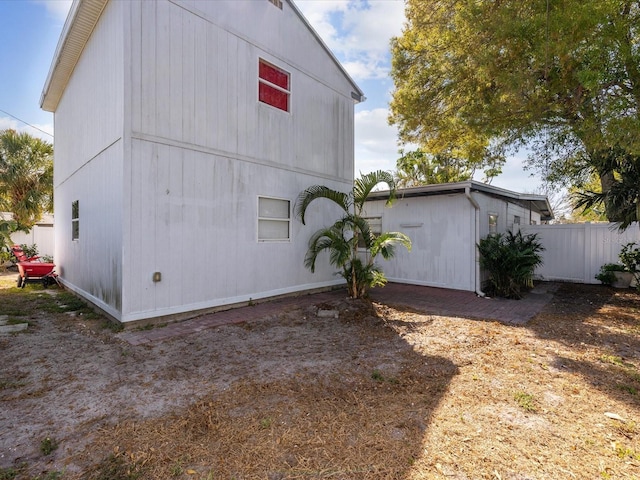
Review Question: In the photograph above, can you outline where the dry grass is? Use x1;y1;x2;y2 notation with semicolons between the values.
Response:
75;284;640;480
1;273;639;479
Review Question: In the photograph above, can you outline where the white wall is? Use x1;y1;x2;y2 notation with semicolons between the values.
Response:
53;0;125;317
474;195;542;237
51;0;357;322
365;193;476;291
121;138;347;321
128;0;355;180
520;223;640;284
117;0;357;321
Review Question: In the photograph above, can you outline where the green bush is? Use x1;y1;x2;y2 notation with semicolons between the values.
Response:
20;243;39;259
595;263;626;285
478;230;545;299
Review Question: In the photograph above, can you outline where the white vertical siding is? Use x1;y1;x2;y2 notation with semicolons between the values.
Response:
54;0;124;184
119;0;357;320
54;141;124;318
122;138;347;321
129;0;355;180
365;194;476;292
474;195;543;236
53;0;358;322
53;0;125;318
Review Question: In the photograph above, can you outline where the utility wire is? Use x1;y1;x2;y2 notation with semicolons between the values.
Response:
0;108;54;138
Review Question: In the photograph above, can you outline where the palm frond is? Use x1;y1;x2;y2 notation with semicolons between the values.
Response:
294;185;351;225
304;224;351;273
371;232;412;260
353;170;396;212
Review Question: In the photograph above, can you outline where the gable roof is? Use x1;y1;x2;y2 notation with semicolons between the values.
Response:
367;180;555;221
40;0;364;112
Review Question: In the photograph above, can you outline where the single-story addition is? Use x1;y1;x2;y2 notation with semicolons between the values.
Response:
363;181;554;295
40;0;363;324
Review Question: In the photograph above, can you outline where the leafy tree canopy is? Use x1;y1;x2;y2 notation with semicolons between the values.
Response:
0;129;53;230
394;148;502;188
389;0;640;210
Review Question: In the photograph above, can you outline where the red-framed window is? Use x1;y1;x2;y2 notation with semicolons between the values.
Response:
259;59;290;112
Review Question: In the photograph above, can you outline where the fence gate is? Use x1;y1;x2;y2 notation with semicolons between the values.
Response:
518;223;640;284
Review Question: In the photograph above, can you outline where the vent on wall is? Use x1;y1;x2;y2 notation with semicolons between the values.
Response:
268;0;283;9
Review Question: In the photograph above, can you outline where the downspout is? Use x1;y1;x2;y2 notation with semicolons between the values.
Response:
465;187;486;297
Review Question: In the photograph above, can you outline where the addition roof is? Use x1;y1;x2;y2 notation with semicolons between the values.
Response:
367;180;555;221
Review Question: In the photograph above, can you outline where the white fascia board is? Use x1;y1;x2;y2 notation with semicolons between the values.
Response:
40;0;109;112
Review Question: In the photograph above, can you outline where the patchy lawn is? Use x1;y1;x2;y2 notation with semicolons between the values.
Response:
0;271;638;479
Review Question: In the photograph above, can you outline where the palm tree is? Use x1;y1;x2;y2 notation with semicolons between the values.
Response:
0;129;54;230
295;170;411;298
573;148;640;231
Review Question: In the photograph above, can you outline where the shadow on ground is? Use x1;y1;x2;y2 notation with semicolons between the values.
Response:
525;283;640;410
0;282;458;480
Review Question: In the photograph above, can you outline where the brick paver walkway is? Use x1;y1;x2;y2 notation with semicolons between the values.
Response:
118;282;557;345
369;282;557;325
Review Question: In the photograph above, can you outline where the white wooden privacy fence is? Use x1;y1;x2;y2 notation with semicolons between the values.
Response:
10;224;55;259
518;223;640;284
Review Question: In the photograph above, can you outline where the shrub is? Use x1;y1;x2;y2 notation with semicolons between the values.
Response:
619;242;640;272
595;243;640;289
478;230;544;299
595;263;626;285
20;243;39;259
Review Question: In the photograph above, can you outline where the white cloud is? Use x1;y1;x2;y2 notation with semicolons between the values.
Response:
0;117;54;142
354;108;401;174
296;0;405;81
34;0;73;23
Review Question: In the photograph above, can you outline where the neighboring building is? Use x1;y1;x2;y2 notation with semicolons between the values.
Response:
40;0;363;323
363;181;553;294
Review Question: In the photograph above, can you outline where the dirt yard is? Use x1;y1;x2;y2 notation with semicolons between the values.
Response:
0;271;639;479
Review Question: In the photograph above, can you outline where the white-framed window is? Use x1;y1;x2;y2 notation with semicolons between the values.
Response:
258;59;290;112
258;196;290;241
488;212;498;234
71;200;79;240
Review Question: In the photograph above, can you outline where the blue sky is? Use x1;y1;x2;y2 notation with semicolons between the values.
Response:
0;0;541;193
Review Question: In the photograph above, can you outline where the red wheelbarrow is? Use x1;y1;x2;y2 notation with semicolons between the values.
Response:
16;261;59;288
11;245;59;288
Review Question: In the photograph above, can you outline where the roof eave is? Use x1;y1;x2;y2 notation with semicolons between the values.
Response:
40;0;108;112
286;0;365;103
367;180;555;219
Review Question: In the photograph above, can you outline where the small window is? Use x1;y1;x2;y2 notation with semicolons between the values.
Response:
488;213;498;234
259;59;290;112
258;197;290;241
513;215;521;225
267;0;283;8
71;200;79;240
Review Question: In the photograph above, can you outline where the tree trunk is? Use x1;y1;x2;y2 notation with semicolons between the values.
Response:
599;170;617;220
